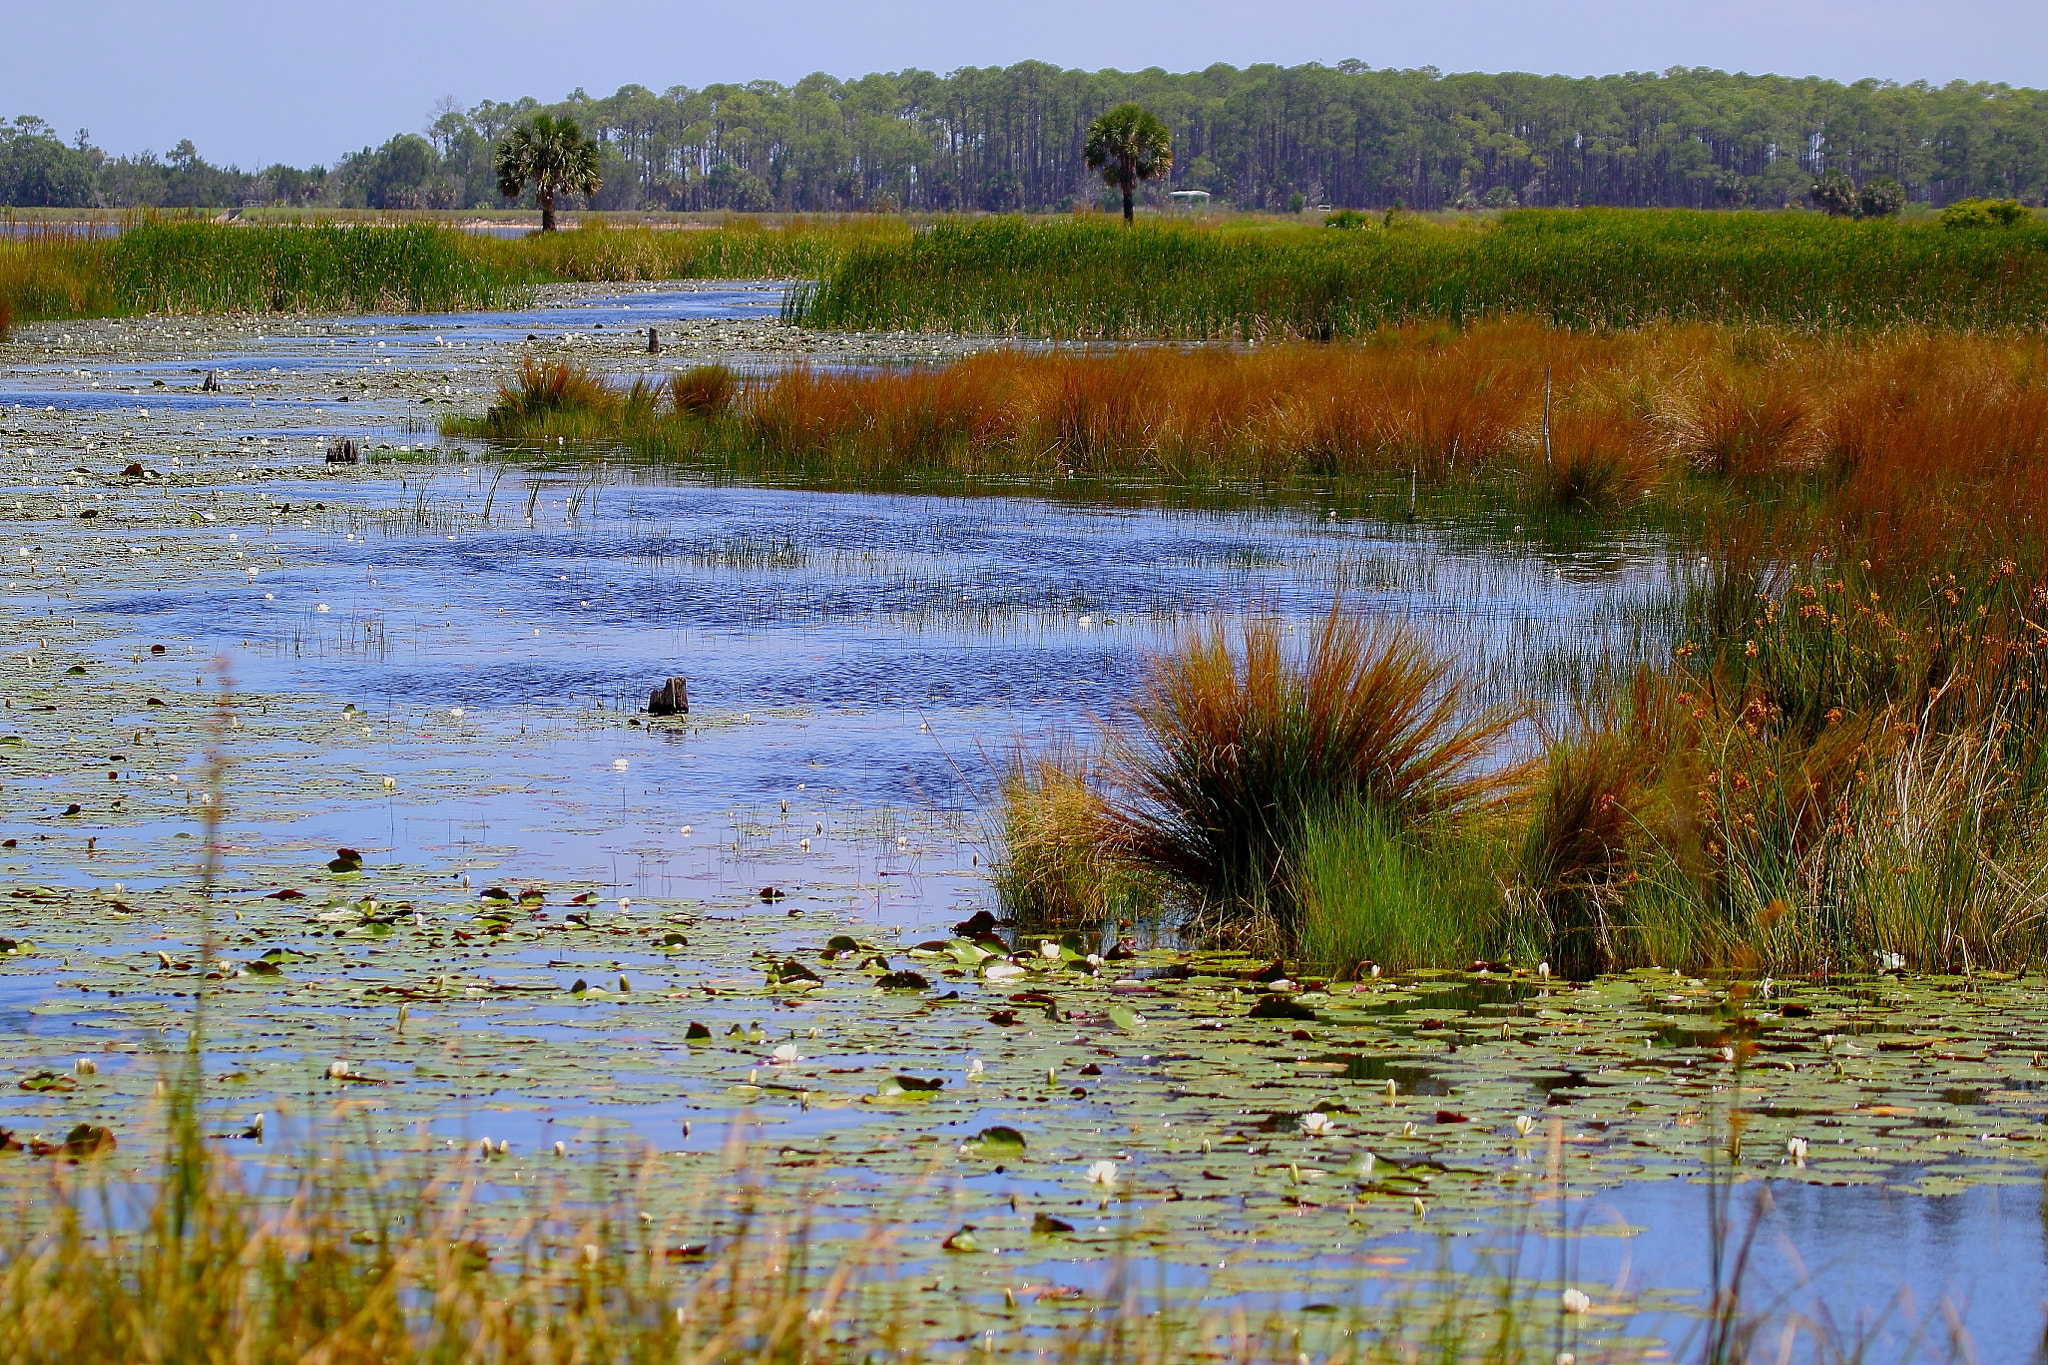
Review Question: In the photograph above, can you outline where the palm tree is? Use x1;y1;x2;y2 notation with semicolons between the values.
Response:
495;114;602;232
1084;104;1173;224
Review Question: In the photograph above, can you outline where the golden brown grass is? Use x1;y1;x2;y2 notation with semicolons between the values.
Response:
992;746;1154;932
464;322;2048;588
1094;607;1526;924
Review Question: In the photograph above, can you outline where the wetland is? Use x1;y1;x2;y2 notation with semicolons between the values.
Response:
1;279;2044;1363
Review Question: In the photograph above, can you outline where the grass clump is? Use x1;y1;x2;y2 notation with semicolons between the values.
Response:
988;569;2048;979
1099;609;1525;930
1516;566;2048;976
990;609;1524;946
993;747;1154;932
1295;804;1512;974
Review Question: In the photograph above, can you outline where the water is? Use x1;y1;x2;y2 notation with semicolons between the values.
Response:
0;286;2036;1359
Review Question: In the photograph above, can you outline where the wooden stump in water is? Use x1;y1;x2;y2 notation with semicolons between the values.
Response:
648;676;689;715
326;439;359;465
200;371;221;392
647;327;661;353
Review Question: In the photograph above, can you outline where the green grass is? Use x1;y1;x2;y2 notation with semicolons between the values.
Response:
0;216;904;323
1295;804;1514;974
789;210;2048;337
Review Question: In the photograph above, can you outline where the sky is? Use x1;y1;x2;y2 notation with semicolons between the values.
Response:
4;0;2043;168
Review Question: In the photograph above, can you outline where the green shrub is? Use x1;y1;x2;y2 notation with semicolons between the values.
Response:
1940;197;2029;229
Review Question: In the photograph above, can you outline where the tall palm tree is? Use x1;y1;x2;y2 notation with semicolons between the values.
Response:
495;114;602;232
1084;104;1173;224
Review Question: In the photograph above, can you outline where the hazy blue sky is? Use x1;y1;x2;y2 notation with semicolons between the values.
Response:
5;0;2043;168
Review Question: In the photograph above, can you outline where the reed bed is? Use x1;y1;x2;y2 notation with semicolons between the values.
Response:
465;213;909;284
790;211;2048;338
460;323;2048;585
996;561;2048;977
0;217;898;323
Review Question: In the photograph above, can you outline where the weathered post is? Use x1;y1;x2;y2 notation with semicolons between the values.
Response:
647;676;689;715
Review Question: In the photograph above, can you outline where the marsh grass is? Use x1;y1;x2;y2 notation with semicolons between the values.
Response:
1516;566;2048;975
467;213;907;285
791;211;2048;338
0;1083;1716;1365
994;745;1157;932
1096;609;1525;927
1295;804;1514;973
0;216;897;323
456;324;2048;589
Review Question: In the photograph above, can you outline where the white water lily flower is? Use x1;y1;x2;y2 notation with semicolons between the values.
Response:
966;1058;985;1079
612;758;629;770
769;1043;802;1065
1085;1160;1118;1187
448;708;464;718
1299;1112;1336;1137
1513;1115;1537;1138
1786;1136;1809;1166
1560;1288;1592;1314
1038;941;1061;959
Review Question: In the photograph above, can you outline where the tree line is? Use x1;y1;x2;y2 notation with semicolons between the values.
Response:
6;61;2047;213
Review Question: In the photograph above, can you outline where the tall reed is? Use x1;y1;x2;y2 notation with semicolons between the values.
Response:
0;216;895;323
791;211;2048;338
463;324;2048;585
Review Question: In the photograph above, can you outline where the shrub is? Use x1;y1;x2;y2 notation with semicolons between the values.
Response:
1809;171;1858;218
1940;197;2029;229
1857;176;1906;219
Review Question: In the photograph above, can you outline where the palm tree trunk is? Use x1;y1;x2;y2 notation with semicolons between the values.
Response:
1121;169;1135;224
540;192;557;233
